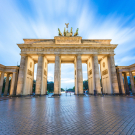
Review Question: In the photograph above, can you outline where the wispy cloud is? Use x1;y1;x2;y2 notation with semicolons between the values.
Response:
0;0;135;88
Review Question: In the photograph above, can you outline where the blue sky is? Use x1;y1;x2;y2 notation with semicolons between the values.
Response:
0;0;135;89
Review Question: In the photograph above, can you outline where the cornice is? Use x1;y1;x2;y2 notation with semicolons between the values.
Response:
17;44;118;49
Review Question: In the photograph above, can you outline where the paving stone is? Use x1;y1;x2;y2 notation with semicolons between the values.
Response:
0;95;135;135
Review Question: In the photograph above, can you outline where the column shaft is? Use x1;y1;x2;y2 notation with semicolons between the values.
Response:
0;72;4;96
74;57;77;94
129;71;135;94
124;73;129;94
93;55;101;94
109;55;119;94
4;73;10;96
10;73;16;96
16;55;27;95
54;55;61;95
45;62;48;94
76;55;83;94
119;72;125;94
36;55;43;95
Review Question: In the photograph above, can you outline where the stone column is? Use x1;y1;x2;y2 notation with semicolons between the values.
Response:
35;55;44;95
93;55;101;94
45;62;48;94
74;57;77;94
0;72;4;96
59;59;61;94
14;71;18;95
109;55;119;94
124;73;129;94
16;55;27;95
76;55;83;94
10;72;16;96
119;72;125;94
54;55;61;95
4;73;10;96
129;71;135;94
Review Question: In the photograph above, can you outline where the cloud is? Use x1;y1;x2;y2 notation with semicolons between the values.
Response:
0;0;135;89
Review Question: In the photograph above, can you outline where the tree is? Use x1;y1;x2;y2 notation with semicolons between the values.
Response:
47;81;54;92
83;80;88;90
61;88;65;91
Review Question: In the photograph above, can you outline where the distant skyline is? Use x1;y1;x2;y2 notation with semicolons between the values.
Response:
0;0;135;89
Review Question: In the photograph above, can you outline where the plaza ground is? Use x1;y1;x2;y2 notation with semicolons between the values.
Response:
0;94;135;135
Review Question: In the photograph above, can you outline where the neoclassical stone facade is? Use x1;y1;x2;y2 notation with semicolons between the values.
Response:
15;36;119;96
0;64;19;96
116;64;135;94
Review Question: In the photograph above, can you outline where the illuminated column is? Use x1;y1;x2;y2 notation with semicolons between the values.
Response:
10;72;16;96
16;55;27;95
4;73;10;96
129;71;135;94
109;55;119;94
0;72;4;96
41;57;48;95
93;55;101;94
44;61;48;94
54;54;61;95
119;72;125;94
35;55;44;95
59;59;61;94
76;55;83;94
74;56;77;94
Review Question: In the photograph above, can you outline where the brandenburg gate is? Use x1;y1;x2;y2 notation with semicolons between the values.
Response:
16;24;119;96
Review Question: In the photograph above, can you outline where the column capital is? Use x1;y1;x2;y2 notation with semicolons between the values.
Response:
109;54;115;56
20;54;27;56
37;54;44;57
119;72;123;74
55;54;61;57
76;54;82;56
6;72;10;74
92;54;98;56
129;71;133;73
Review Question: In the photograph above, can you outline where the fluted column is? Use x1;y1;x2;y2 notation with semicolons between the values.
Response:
10;72;16;96
74;57;77;94
0;72;4;96
45;62;48;95
4;73;10;96
119;72;125;94
36;55;44;95
129;71;135;94
16;55;27;95
124;73;129;94
109;55;119;94
54;55;61;95
93;55;101;94
76;55;83;94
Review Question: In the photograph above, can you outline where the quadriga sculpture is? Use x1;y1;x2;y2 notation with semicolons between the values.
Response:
74;28;79;36
58;28;62;36
70;27;73;36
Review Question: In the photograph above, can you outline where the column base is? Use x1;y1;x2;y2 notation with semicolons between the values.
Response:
52;94;61;96
113;93;120;95
3;94;8;96
77;94;85;96
11;95;22;97
35;94;41;96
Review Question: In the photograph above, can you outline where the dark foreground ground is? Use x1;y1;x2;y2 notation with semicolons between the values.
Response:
0;94;135;135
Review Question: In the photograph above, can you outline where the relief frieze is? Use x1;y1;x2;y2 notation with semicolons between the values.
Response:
21;47;114;54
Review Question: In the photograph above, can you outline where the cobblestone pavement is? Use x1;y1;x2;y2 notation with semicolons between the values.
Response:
0;94;135;135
